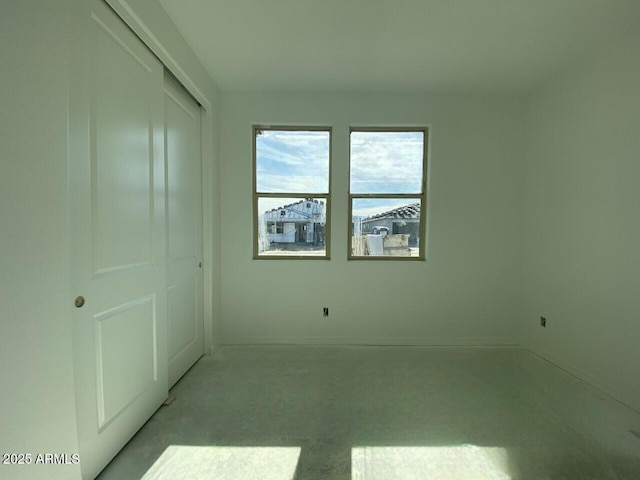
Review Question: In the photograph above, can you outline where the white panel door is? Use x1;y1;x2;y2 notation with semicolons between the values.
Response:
69;1;167;478
164;74;204;388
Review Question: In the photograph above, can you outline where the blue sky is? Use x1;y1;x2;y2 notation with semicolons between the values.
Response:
256;130;330;194
256;129;423;217
350;130;423;195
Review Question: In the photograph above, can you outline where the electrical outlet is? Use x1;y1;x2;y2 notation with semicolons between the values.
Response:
323;307;329;317
540;316;547;327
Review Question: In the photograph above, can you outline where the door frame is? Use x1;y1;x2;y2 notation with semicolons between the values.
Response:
105;0;218;355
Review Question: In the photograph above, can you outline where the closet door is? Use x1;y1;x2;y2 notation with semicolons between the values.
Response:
164;73;204;388
69;1;167;478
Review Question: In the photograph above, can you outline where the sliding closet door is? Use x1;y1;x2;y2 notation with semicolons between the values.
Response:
164;74;204;388
69;1;167;478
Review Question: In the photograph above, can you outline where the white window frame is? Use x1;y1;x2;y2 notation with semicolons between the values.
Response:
253;125;332;260
348;127;428;261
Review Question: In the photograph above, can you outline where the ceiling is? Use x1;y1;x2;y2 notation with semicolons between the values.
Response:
158;0;640;93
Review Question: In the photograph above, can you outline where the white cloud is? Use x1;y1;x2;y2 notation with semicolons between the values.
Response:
350;131;423;194
256;130;330;192
256;172;329;194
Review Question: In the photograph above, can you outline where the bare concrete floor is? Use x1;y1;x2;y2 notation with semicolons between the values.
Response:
97;346;640;479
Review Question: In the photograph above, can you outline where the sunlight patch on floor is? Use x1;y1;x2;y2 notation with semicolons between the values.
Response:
352;445;512;480
141;445;301;480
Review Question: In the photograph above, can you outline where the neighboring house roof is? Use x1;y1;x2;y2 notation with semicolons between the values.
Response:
363;203;420;222
263;198;326;221
264;198;324;215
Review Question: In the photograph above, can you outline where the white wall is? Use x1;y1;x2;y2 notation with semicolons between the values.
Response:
0;2;219;479
523;29;640;412
0;2;82;479
219;93;525;345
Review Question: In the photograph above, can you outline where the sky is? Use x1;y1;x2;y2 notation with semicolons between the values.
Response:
256;130;330;194
349;130;423;195
256;129;424;217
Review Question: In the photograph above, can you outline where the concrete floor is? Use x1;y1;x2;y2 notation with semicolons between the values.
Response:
97;346;640;479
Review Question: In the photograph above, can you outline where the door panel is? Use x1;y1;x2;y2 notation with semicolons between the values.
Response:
95;295;157;429
70;1;167;478
164;74;204;387
168;279;197;356
92;25;155;273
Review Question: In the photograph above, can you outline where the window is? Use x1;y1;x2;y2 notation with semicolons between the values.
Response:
254;127;331;258
266;221;284;234
349;128;428;259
